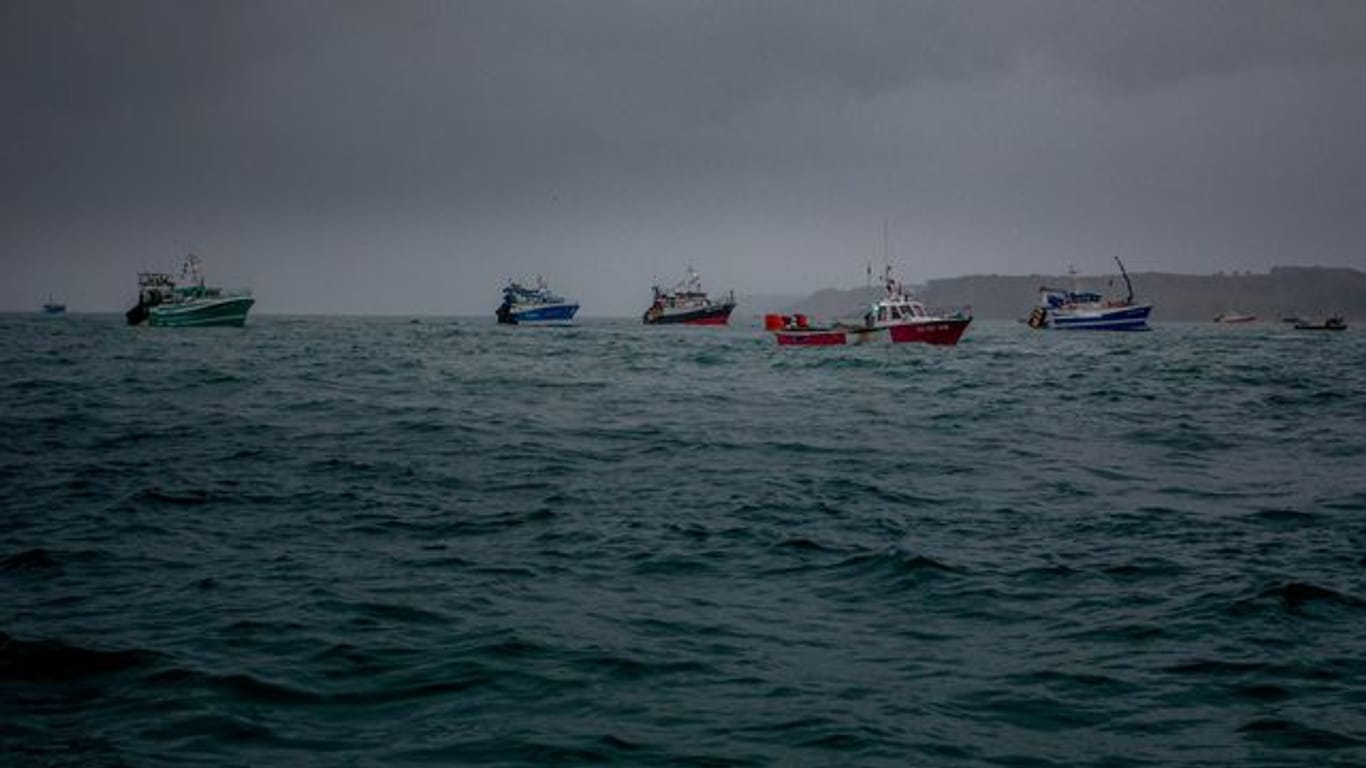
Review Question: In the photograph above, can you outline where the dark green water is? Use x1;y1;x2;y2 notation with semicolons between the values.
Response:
2;315;1364;766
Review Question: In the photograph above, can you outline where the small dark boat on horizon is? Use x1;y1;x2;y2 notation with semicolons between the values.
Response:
1293;315;1347;331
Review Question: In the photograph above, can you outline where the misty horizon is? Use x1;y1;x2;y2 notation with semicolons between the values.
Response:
17;261;1361;319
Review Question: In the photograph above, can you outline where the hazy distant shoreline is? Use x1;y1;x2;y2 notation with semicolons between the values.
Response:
769;265;1366;323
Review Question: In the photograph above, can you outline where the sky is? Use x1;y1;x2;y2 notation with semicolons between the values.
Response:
4;0;1365;315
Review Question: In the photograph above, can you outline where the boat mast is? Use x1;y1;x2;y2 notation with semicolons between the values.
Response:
881;218;894;296
1114;256;1134;304
882;218;890;274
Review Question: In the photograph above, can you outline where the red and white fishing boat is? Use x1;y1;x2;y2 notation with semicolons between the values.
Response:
767;267;972;347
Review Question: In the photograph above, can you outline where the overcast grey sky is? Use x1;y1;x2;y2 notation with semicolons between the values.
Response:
4;0;1365;314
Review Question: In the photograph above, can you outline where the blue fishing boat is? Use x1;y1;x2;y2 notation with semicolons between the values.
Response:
495;277;579;325
1027;257;1153;331
42;294;66;314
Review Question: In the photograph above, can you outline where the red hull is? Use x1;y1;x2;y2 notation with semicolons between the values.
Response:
643;303;735;325
886;317;972;345
680;311;732;326
775;330;846;346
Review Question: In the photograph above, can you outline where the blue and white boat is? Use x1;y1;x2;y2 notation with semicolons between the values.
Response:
495;277;579;325
1027;257;1153;331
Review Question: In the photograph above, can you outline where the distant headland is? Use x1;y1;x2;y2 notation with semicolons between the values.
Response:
761;266;1366;322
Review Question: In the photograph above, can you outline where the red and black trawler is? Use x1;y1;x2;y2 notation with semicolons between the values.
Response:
766;267;971;347
642;267;736;325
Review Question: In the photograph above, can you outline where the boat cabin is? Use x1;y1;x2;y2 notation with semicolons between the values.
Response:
873;299;930;324
1041;290;1104;309
136;272;177;306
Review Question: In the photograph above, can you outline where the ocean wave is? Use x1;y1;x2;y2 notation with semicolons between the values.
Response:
137;486;213;505
1238;717;1362;750
815;548;960;593
1237;582;1366;616
0;548;61;573
0;632;158;683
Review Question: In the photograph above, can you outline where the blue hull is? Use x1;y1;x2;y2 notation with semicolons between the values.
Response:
1048;304;1152;331
506;302;579;325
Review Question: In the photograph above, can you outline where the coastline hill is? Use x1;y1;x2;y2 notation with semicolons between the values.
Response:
782;267;1366;322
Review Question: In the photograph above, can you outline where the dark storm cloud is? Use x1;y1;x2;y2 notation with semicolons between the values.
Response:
4;1;1366;313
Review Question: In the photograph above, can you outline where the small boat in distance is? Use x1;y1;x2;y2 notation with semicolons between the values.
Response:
1213;312;1256;324
1293;315;1347;331
495;277;579;325
642;267;735;325
1027;257;1153;331
767;267;971;347
42;294;66;314
125;254;254;327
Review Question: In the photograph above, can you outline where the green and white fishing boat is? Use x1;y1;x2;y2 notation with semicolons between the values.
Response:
125;254;254;327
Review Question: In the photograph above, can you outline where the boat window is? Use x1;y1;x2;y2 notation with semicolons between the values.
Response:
890;306;902;320
877;307;888;322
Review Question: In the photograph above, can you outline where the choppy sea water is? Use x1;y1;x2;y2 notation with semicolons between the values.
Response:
2;314;1364;767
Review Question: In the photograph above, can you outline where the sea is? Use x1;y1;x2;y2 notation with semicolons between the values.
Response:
2;314;1364;767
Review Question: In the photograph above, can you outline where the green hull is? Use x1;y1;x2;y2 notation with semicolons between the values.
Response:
148;296;255;327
